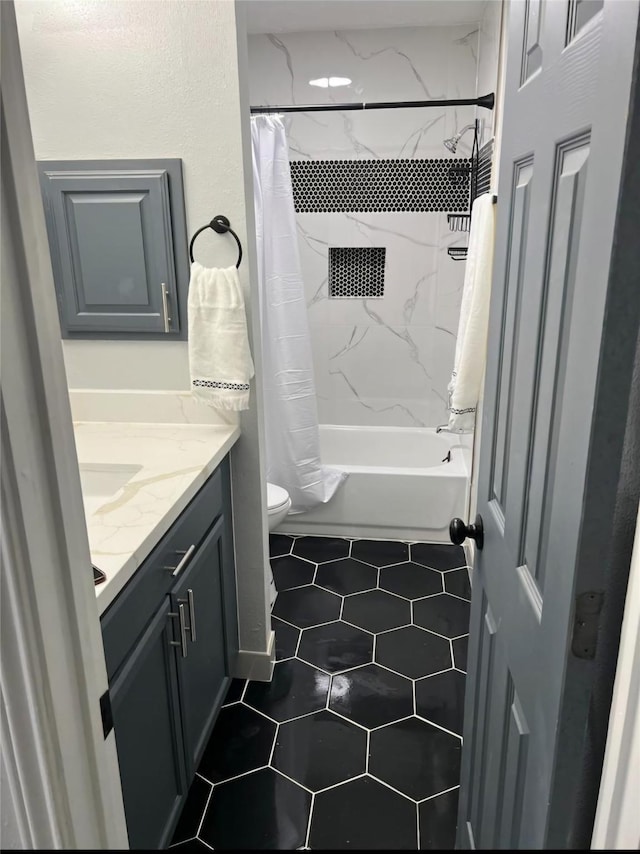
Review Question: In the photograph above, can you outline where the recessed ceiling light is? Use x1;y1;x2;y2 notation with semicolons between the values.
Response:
309;76;352;88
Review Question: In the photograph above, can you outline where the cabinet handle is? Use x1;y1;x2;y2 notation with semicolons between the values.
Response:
168;608;188;658
161;283;172;333
164;544;195;577
187;588;196;642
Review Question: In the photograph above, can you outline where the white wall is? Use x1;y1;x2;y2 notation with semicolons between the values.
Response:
476;0;503;143
15;0;244;393
249;25;479;428
15;0;273;673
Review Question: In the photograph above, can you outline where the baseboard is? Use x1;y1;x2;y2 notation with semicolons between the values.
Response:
233;630;276;682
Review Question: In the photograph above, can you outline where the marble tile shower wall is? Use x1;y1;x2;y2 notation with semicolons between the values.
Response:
248;26;480;428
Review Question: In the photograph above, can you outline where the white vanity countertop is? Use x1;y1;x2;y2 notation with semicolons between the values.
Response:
73;421;240;616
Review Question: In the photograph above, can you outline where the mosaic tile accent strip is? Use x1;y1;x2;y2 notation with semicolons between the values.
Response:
290;158;471;213
329;247;386;298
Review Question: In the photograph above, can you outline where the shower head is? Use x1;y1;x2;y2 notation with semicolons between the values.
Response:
443;123;476;154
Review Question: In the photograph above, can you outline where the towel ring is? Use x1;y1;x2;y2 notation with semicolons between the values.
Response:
189;215;243;268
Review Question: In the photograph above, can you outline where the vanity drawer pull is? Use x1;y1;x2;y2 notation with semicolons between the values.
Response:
164;544;196;577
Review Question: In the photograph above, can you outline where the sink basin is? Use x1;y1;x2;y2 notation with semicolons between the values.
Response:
79;463;142;515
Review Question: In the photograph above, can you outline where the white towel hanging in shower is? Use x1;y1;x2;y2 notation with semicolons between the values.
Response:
447;194;496;432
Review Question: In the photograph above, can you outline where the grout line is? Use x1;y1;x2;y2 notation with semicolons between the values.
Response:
416;802;421;850
326;675;332;710
340;618;376;636
294;628;303;658
368;772;419;804
167;837;196;848
412;679;417;716
416;665;455;682
366;730;371;773
413;624;460;644
209;763;269;788
413;713;463;741
304;792;315;849
369;713;415;732
446;592;472;604
276;581;316;593
268;722;279;765
197;838;214;851
326;706;371;733
271;766;314;795
418;784;460;804
449;638;455;669
313;773;367;796
194;778;214;839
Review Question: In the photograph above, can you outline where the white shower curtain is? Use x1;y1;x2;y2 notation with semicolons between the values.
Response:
251;115;346;513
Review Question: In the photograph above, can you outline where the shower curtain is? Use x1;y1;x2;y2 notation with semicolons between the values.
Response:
251;115;345;513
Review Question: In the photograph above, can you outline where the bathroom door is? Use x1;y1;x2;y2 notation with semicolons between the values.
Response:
458;0;640;848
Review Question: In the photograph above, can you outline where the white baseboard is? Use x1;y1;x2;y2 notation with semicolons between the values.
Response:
234;631;275;682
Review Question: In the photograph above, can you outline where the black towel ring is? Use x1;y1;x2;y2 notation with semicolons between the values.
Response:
189;215;243;268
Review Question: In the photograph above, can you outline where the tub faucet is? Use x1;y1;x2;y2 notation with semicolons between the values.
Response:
436;423;450;433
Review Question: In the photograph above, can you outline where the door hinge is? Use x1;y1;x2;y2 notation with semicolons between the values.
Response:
100;689;113;739
571;591;604;660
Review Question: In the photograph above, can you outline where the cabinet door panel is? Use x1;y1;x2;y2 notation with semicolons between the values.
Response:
110;600;186;850
172;515;229;777
38;159;188;338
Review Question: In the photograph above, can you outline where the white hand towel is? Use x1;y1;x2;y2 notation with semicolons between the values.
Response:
188;263;255;411
447;194;496;432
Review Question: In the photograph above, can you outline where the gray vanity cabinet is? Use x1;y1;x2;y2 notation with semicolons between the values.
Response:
171;515;228;778
101;457;237;850
38;159;189;339
109;601;187;851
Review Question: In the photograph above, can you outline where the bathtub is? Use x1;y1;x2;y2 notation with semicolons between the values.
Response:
279;425;472;543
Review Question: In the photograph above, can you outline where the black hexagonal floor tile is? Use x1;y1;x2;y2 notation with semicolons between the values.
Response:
444;567;471;600
272;585;341;629
298;621;373;673
169;774;211;845
222;678;246;705
271;554;315;592
413;594;470;638
197;704;276;783
369;717;461;800
419;788;460;849
292;535;350;563
199;768;311;850
379;562;443;600
416;669;466;736
271;616;300;661
315;557;378;595
272;710;366;791
411;542;465;571
452;635;469;672
309;776;417;849
342;589;411;633
245;659;330;723
269;533;294;558
375;625;452;679
351;539;409;567
329;663;413;729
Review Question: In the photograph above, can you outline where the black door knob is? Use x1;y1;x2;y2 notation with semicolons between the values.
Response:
449;515;484;550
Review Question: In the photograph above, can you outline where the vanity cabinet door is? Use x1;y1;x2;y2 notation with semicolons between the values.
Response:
171;515;229;778
109;599;187;850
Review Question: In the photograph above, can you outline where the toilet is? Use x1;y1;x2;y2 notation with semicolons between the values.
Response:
267;482;291;531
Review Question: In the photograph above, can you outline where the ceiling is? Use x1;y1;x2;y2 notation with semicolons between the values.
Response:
243;0;489;34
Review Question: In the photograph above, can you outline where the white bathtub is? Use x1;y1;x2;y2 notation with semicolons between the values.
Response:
279;425;472;543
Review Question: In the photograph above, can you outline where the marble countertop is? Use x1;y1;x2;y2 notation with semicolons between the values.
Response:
73;421;240;615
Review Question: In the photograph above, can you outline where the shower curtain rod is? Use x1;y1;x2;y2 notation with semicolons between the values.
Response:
250;91;495;114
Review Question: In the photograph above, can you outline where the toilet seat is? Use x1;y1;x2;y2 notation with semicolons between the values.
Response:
267;482;290;511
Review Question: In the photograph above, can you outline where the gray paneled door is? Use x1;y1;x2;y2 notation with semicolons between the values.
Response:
458;0;639;848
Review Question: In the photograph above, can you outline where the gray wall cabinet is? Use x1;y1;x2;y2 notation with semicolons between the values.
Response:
101;457;238;849
38;159;189;339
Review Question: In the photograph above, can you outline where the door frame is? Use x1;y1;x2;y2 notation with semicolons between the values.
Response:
1;4;128;846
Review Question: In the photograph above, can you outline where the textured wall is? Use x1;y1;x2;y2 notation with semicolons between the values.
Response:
16;0;248;392
249;25;480;428
15;0;273;665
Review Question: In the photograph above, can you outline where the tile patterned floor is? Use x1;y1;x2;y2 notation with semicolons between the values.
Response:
169;535;471;851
